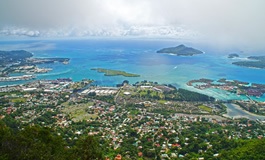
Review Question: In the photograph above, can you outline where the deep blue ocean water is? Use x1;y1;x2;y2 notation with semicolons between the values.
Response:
0;38;265;101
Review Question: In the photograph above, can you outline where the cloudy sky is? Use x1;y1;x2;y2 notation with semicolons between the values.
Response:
0;0;265;49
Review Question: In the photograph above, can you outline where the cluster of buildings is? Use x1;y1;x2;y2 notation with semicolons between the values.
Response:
10;65;52;74
0;79;265;159
77;99;264;159
0;75;35;82
80;87;118;96
189;78;265;98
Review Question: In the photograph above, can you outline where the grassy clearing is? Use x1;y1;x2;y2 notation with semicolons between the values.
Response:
158;100;167;104
198;105;212;113
129;109;140;115
62;102;97;122
11;98;26;103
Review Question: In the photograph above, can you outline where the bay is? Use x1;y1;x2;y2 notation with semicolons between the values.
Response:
1;38;265;101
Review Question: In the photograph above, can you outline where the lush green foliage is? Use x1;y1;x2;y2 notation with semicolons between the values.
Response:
91;68;140;77
220;138;265;160
165;88;215;101
0;121;103;160
0;50;32;66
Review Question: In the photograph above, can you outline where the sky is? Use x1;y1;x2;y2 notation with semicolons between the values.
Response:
0;0;265;50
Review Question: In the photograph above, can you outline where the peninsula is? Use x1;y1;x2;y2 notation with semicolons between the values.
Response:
0;50;33;66
91;68;140;77
157;44;203;56
0;50;70;81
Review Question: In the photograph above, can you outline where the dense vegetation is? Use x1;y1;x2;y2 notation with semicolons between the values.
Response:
0;50;33;66
165;88;215;101
0;120;103;160
220;138;265;160
1;119;265;160
91;68;140;77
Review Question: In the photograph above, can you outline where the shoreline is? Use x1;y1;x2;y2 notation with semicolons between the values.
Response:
223;103;265;120
91;68;140;77
0;75;35;82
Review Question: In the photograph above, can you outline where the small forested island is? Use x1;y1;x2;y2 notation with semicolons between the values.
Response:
232;56;265;69
91;68;140;77
0;50;70;81
228;53;239;58
157;44;203;56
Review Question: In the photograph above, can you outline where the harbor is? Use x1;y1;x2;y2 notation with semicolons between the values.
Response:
0;75;35;82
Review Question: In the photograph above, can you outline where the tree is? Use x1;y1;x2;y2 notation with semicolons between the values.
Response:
0;124;67;160
220;138;265;160
72;136;103;160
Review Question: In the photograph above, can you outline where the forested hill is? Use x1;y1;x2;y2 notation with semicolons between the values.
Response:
0;50;33;65
0;120;103;160
157;44;203;56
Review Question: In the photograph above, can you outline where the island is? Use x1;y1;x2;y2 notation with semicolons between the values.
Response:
157;44;203;56
232;56;265;69
91;68;140;77
228;53;239;58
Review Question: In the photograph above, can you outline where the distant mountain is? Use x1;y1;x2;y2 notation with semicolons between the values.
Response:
232;56;265;69
228;53;239;58
157;44;203;56
0;50;33;65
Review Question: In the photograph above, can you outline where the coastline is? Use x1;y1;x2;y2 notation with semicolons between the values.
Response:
1;39;265;103
223;103;265;120
91;68;140;77
0;75;35;82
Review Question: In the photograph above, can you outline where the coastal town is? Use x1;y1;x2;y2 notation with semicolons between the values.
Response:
1;44;265;160
0;50;69;81
1;78;265;159
1;0;265;158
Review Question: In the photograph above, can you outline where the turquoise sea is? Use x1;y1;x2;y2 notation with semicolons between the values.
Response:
1;38;265;101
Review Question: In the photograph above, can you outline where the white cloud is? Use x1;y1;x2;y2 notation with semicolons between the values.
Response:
0;25;198;40
0;27;40;37
0;0;265;50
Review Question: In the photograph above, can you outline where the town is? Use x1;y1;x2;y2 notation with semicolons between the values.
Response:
0;50;69;81
1;78;265;159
